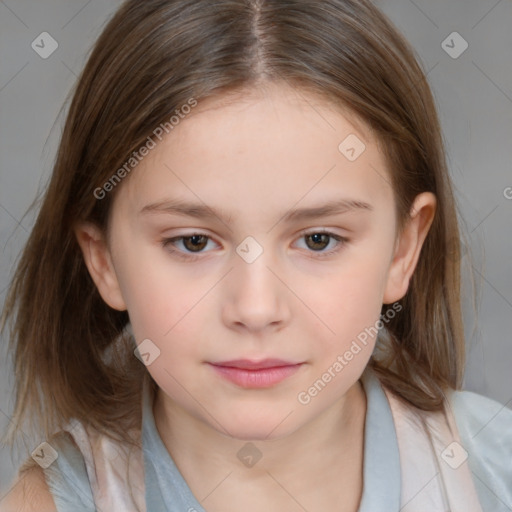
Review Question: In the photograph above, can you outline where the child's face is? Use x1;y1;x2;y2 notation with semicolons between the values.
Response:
82;83;433;439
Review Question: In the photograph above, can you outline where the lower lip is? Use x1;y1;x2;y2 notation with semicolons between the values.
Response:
208;363;303;388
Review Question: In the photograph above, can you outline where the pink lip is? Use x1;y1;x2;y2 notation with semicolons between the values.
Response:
208;359;303;388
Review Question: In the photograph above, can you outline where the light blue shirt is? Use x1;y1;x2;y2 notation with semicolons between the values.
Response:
42;366;512;511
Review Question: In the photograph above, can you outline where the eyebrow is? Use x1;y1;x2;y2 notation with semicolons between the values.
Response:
139;197;373;224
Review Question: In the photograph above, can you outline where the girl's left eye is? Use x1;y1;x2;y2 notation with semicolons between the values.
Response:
161;230;348;261
294;230;347;258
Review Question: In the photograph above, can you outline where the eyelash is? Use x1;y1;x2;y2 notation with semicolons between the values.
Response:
161;229;348;261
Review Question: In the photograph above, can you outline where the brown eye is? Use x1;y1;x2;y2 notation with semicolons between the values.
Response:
161;233;216;260
182;234;209;252
305;233;331;251
295;230;348;258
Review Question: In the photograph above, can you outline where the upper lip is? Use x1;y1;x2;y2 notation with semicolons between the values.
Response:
209;359;302;370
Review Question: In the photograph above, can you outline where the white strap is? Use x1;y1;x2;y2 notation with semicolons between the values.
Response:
382;386;483;512
66;419;146;512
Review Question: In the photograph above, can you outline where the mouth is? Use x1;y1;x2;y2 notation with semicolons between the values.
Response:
207;359;304;388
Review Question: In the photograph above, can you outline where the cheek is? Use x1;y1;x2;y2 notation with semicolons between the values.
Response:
112;244;204;355
303;255;389;340
115;236;199;320
122;258;209;396
293;264;388;405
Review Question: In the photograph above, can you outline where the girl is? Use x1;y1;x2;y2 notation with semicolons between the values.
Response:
1;0;511;511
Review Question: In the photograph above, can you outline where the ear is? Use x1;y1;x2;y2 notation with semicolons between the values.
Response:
74;222;127;311
383;192;436;304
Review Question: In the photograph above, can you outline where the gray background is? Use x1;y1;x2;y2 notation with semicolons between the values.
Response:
1;0;511;501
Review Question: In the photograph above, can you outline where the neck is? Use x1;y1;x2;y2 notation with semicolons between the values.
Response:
153;380;367;511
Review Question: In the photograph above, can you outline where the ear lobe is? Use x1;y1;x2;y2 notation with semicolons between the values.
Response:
74;222;127;311
383;192;436;304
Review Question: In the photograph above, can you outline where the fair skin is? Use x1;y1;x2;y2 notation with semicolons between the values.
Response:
0;466;58;512
4;83;434;512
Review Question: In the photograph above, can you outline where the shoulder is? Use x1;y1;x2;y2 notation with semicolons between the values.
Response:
3;427;97;512
0;465;57;512
448;388;512;508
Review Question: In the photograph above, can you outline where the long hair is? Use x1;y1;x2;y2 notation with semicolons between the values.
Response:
1;0;465;450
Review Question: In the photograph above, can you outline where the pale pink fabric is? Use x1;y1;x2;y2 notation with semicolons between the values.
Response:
65;418;146;512
383;387;484;511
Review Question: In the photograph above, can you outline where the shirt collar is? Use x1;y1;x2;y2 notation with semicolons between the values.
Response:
358;365;401;511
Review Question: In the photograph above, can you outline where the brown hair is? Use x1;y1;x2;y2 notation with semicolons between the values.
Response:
1;0;467;452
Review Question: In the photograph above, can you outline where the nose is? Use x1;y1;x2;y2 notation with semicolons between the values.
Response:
221;248;291;334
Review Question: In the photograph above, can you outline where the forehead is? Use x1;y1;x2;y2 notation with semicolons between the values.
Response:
114;83;394;224
176;82;374;147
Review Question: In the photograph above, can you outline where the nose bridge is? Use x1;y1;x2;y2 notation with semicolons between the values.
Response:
222;234;290;330
233;235;278;297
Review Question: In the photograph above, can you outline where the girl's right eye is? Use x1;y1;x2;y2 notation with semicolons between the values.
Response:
161;234;217;261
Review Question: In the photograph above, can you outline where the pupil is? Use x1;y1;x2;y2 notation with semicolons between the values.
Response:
308;233;328;250
185;235;207;252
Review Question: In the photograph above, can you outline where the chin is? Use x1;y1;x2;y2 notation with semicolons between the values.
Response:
214;413;300;442
222;425;287;442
